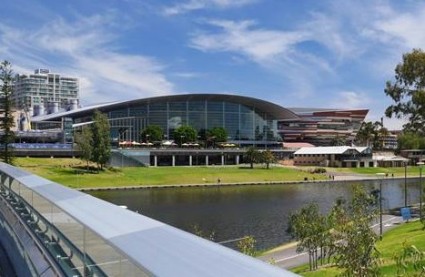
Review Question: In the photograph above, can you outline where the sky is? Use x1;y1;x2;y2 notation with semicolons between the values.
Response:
1;0;423;130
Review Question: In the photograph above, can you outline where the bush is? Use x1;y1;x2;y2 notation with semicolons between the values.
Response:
313;168;327;174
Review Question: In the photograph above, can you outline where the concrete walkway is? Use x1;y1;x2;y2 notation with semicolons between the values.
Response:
258;215;404;269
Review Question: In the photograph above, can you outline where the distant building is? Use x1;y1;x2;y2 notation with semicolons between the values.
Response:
380;130;400;150
293;146;373;167
279;108;368;146
12;69;79;115
31;94;298;146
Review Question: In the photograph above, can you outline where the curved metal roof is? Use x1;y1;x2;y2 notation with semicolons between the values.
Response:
32;94;299;122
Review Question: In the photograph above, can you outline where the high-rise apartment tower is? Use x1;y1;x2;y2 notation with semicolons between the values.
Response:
12;69;79;115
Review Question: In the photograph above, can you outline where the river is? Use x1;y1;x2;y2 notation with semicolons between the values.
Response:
87;178;420;250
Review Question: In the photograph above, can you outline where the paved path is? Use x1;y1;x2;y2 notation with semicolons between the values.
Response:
258;215;404;269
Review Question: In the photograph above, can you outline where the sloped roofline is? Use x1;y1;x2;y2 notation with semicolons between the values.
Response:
31;94;299;122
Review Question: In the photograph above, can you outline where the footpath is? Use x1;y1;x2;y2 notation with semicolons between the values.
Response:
258;215;404;269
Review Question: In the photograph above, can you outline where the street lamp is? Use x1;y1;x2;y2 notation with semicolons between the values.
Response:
417;161;424;221
404;161;408;207
376;172;385;238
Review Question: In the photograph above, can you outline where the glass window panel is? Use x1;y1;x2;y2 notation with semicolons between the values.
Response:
169;102;187;111
148;112;167;129
110;109;128;118
225;113;239;139
129;106;147;116
207;101;223;112
188;101;205;112
225;102;239;113
240;105;252;114
206;112;223;130
188;112;205;130
168;111;186;129
149;102;167;111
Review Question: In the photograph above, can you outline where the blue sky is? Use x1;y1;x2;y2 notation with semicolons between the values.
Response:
1;0;423;129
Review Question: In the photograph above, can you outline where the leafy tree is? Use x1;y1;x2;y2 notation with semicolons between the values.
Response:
333;185;380;277
91;110;111;170
237;236;256;257
245;146;260;169
355;121;383;148
75;126;93;169
330;135;346;146
0;61;15;164
173;125;197;145
206;127;227;144
260;150;276;169
141;125;163;142
287;203;328;271
397;132;425;151
385;49;425;134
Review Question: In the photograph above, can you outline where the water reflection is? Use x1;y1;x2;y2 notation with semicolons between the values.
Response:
88;178;420;250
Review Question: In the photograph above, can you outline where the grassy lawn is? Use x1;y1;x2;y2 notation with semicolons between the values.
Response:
13;157;327;189
292;221;425;276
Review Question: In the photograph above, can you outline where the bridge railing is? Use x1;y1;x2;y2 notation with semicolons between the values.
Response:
0;162;297;277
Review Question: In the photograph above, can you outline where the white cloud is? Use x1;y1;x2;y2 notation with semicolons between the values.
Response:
330;91;371;109
189;19;334;101
0;14;174;105
162;0;257;16
372;5;425;48
190;19;310;64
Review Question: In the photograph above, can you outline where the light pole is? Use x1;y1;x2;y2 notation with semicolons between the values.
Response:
404;161;408;207
376;172;385;238
417;162;424;221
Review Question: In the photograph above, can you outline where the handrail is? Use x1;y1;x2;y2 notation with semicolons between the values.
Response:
2;184;107;277
0;163;297;276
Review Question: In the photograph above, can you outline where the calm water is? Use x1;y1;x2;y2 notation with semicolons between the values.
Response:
87;178;421;250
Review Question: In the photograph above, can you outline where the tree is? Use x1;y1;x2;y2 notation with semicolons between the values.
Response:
245;146;260;169
237;236;256;257
0;61;15;165
397;132;425;151
206;127;227;144
173;125;197;145
330;135;346;146
91;110;111;170
141;125;163;143
333;185;380;276
287;203;328;271
355;121;389;149
260;150;276;169
385;49;425;134
75;126;93;169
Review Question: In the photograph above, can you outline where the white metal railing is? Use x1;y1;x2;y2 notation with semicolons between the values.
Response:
0;162;298;276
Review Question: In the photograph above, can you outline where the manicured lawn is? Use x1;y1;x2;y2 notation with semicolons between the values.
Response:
14;157;327;189
292;221;425;276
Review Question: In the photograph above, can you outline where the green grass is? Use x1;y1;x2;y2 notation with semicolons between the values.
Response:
14;157;327;189
292;221;425;276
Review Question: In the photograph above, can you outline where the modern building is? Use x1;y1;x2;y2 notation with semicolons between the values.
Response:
31;94;299;146
12;69;79;115
279;108;368;146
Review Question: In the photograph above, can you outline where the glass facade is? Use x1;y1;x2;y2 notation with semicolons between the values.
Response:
102;99;279;142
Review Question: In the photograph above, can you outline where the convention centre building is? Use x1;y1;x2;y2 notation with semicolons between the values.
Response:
31;94;301;146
